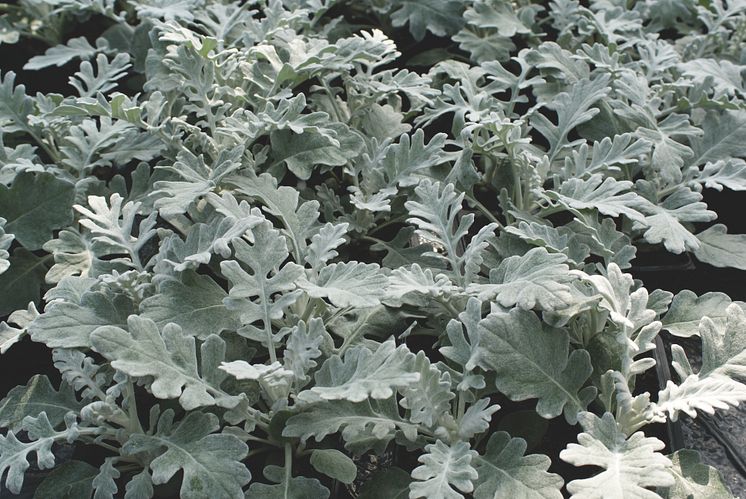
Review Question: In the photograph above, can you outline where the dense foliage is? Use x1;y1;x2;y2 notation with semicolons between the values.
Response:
1;0;746;497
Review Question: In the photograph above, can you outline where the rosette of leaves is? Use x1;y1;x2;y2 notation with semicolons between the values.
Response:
0;0;745;497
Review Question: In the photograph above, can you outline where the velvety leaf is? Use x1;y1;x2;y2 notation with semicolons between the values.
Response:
298;261;388;308
310;449;357;484
283;398;418;454
409;440;477;499
469;247;577;310
695;159;746;192
662;290;740;338
246;465;329;499
0;413;80;494
700;304;746;379
659;450;732;499
220;221;303;346
153;147;244;216
92;458;120;499
0;375;83;432
0;71;34;134
653;374;746;421
477;308;596;423
29;291;133;348
140;271;242;340
542;175;649;224
0;248;48;316
690;110;746;166
0;173;74;250
153;216;261;273
305;222;349;270
270;124;364;180
473;432;563;499
33;460;98;499
0;217;13;275
91;316;240;410
560;412;674;498
531;76;611;160
693;224;746;270
358;467;411;499
389;0;465;40
399;351;454;427
227;172;320;261
122;411;249;499
300;339;418;403
24;37;101;70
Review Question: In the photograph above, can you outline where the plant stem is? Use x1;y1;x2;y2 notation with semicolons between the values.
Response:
124;380;144;434
465;193;503;228
284;443;293;495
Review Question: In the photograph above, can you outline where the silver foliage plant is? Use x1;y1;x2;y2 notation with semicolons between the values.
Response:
0;0;745;497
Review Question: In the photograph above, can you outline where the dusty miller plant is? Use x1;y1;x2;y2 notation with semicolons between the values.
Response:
0;0;745;497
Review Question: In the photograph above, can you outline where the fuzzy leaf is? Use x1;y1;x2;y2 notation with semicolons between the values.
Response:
246;465;329;499
29;291;133;349
458;398;500;440
140;271;242;340
0;375;83;432
380;129;448;189
0;412;80;494
0;173;74;251
660;450;733;499
305;222;349;270
74;194;157;265
283;398;418;454
283;318;326;385
477;308;595;423
33;460;98;499
406;180;496;286
389;0;465;40
0;218;14;275
473;432;563;499
24;37;101;70
693;224;746;270
637;187;716;254
690;110;746;166
91;316;239;410
700;303;746;379
92;458;120;499
542;175;649;224
410;440;477;499
310;449;357;484
154;147;244;216
0;72;33;134
531;76;611;160
387;264;458;300
662;290;739;338
696;159;746;192
300;339;418;403
227;172;319;261
270;124;364;180
122;411;249;499
653;374;746;421
298;262;388;308
69;53;131;97
399;351;454;427
560;412;674;498
469;247;577;310
220;222;303;343
153;215;260;274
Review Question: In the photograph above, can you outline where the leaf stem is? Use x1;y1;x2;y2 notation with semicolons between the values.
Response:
465;193;503;228
284;443;293;496
124;380;144;435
